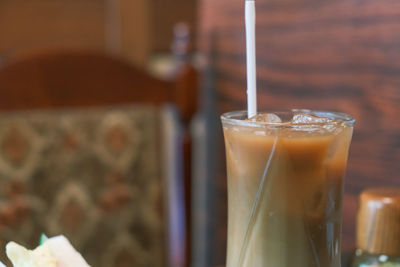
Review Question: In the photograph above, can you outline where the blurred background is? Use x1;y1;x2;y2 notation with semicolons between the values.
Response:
0;0;399;267
0;0;197;72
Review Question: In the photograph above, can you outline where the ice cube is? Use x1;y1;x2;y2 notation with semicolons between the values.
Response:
247;113;282;123
291;113;332;124
254;131;266;136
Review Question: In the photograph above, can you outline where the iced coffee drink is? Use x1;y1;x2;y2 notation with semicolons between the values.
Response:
222;110;354;267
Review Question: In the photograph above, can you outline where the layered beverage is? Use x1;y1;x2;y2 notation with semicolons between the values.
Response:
222;110;354;267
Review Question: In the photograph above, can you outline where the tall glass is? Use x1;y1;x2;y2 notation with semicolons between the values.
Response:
221;110;354;267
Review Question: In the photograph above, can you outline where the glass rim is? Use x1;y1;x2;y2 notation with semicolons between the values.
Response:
221;109;355;128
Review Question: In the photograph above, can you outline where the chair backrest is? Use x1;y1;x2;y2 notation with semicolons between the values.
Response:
0;106;165;267
0;50;197;267
0;50;196;119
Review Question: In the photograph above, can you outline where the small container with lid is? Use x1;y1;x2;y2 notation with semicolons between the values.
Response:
350;188;400;267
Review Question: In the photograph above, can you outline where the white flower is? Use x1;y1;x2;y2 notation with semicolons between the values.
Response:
5;235;90;267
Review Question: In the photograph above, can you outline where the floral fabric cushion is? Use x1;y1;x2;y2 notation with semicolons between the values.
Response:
0;106;165;267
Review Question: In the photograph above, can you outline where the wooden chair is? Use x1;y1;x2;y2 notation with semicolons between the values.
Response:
0;50;197;122
0;49;197;267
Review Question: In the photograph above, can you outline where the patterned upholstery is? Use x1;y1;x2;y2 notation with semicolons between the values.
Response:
0;106;166;267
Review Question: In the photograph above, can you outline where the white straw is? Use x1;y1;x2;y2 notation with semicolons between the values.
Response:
245;0;257;118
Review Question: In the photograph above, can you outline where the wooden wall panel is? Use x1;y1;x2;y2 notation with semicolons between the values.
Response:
198;0;400;264
118;0;152;66
0;0;198;67
0;0;106;57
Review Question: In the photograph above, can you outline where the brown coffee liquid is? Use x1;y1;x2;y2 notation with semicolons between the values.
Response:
223;115;353;267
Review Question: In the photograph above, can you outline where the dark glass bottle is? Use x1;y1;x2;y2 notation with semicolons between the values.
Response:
350;188;400;267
